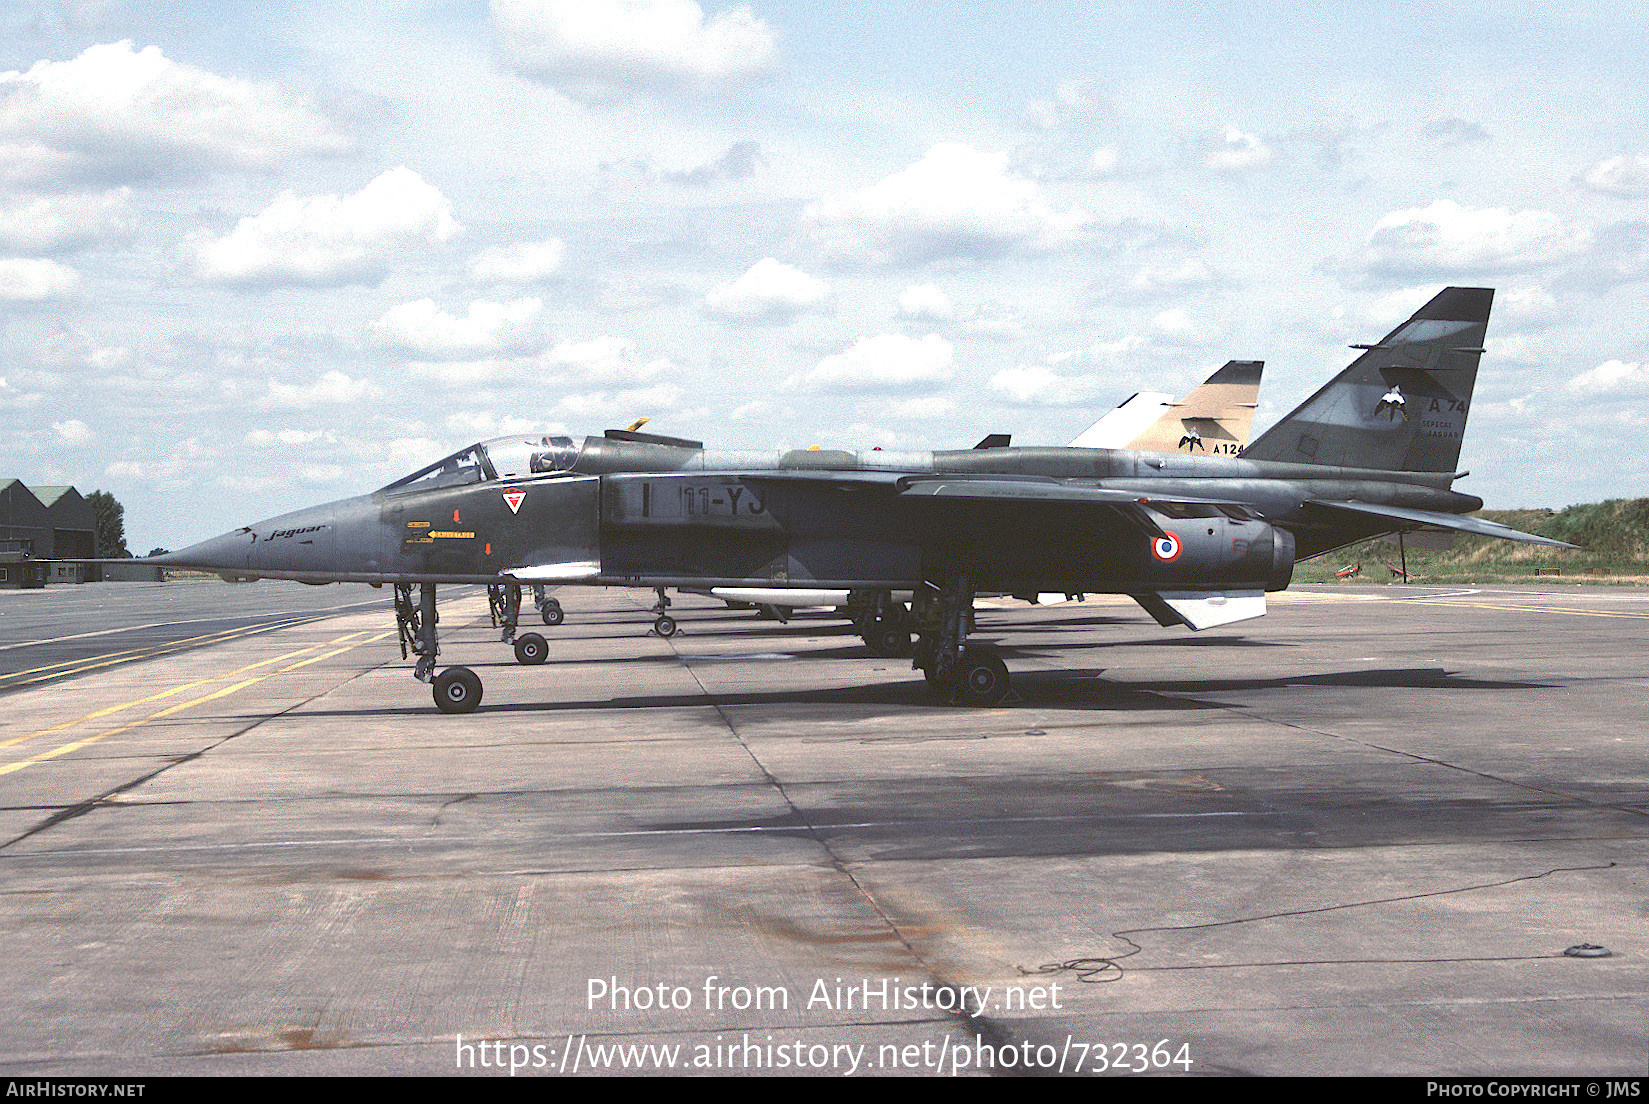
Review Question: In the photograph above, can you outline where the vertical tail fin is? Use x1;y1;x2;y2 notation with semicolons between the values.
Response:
1125;359;1262;455
1243;287;1493;473
1068;391;1174;448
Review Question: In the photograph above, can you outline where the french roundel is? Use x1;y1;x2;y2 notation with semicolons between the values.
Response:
1151;532;1183;562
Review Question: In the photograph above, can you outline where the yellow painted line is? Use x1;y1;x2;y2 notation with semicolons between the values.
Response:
1423;600;1649;620
0;631;396;777
0;629;391;752
0;616;325;688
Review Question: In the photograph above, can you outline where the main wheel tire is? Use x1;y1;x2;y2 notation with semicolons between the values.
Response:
955;647;1010;706
541;603;564;626
433;667;483;713
655;615;678;638
513;632;548;665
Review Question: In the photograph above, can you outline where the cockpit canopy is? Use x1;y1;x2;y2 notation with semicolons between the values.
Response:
381;435;582;494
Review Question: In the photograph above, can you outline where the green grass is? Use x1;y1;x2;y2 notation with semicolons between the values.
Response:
1292;498;1649;585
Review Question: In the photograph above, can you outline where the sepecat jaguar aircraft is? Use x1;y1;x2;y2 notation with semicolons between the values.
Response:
151;287;1572;713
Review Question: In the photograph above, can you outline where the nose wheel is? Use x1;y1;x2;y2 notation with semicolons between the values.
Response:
395;581;487;713
513;632;548;665
434;667;482;713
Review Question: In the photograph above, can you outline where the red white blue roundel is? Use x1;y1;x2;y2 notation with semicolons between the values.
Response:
1151;531;1183;562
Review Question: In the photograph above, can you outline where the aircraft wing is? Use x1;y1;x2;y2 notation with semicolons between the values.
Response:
739;472;1261;544
1305;500;1578;549
892;476;1249;513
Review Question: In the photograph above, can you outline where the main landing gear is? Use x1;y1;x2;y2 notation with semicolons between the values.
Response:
649;586;677;638
489;582;550;666
853;589;913;658
396;581;483;713
488;582;558;666
534;586;563;626
911;572;1011;706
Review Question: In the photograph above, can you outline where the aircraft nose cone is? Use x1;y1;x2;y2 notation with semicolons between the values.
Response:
148;528;262;579
150;501;339;581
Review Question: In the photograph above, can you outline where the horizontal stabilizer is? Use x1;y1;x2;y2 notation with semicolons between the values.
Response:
1307;500;1578;549
1133;590;1267;630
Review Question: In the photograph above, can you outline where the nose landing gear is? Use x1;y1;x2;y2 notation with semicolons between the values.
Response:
395;581;483;713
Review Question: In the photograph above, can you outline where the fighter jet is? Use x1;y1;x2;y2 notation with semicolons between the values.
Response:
152;287;1572;713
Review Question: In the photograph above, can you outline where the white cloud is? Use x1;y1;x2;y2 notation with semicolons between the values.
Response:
0;256;79;299
897;283;955;320
544;335;671;381
470;238;566;282
1151;308;1209;341
885;396;954;418
86;345;132;371
492;0;779;99
1129;259;1212;293
298;464;345;485
1088;146;1119;175
52;418;94;444
787;333;954;392
1024;79;1099;129
445;412;562;438
192;167;461;287
1205;125;1272;171
987;364;1111;405
1568;360;1649;393
376;297;544;358
0;188;132;252
704;257;829;321
0;41;347;185
805;142;1091;263
246;428;325;446
1577;155;1649;198
263;370;378;409
1364;199;1587;274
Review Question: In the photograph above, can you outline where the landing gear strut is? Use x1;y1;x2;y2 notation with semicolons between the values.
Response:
912;572;1010;706
855;589;912;657
650;586;677;638
393;581;483;713
491;581;547;666
488;582;521;643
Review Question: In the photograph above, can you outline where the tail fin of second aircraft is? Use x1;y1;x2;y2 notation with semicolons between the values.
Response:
1243;287;1493;474
1125;359;1262;455
1068;391;1174;448
1069;361;1262;453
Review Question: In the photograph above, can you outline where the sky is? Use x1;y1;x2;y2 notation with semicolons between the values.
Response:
2;0;1647;552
